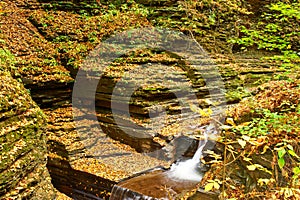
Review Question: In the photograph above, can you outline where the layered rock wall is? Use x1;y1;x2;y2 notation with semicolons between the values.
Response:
0;71;55;199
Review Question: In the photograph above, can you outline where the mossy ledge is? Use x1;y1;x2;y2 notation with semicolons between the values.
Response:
0;71;55;199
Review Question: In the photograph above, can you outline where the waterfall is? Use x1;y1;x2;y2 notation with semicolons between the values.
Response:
167;123;215;182
192;128;208;162
110;185;156;200
109;123;218;199
192;122;218;162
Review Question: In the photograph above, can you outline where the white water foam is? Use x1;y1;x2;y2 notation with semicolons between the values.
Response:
168;158;203;182
167;124;216;182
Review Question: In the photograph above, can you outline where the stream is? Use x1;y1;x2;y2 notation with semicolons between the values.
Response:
46;28;227;199
109;123;218;199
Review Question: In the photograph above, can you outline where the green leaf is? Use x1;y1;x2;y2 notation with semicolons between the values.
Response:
293;167;300;175
278;157;285;169
278;148;286;158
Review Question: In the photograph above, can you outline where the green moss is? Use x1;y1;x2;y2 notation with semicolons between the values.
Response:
226;87;251;102
0;70;47;197
0;48;15;72
243;73;273;87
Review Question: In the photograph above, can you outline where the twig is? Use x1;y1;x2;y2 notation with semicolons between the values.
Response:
222;143;226;199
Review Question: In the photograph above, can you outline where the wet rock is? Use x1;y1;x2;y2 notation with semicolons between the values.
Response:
188;189;219;200
47;140;116;200
110;169;199;200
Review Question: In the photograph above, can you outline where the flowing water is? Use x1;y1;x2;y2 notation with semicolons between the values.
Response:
167;123;216;182
109;169;200;200
109;124;218;199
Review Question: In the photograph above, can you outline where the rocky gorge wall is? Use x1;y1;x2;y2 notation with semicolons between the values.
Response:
0;0;291;199
0;70;55;199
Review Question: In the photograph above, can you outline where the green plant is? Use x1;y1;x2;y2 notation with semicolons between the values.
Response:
235;108;299;136
0;48;16;72
273;140;300;189
229;2;300;71
88;31;98;43
43;57;58;66
53;35;71;43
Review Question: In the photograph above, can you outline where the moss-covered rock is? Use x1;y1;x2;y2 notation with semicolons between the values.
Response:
0;68;55;198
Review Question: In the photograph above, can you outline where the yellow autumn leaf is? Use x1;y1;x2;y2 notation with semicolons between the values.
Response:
257;178;275;186
221;125;232;130
247;164;257;171
199;108;212;117
213;181;220;190
261;145;269;154
204;182;214;191
241;135;250;141
189;104;199;113
189;104;212;117
243;157;252;162
237;139;246;149
248;139;262;146
226;118;236;126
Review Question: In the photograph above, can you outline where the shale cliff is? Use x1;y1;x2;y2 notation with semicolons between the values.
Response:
0;0;298;199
